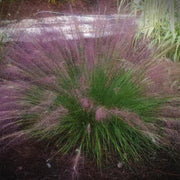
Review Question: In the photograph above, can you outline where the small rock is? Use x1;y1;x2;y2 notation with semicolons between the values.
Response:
75;148;80;152
117;162;123;168
18;166;23;170
46;162;51;168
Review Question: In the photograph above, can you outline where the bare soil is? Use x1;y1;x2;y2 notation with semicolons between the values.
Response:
1;140;180;180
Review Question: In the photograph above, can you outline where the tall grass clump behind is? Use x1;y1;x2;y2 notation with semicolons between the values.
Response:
0;20;168;169
133;0;180;61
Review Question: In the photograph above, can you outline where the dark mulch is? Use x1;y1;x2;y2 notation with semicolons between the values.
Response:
0;140;180;180
0;0;118;21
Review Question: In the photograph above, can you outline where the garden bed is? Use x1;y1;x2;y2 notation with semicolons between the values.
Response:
1;141;180;180
0;1;180;180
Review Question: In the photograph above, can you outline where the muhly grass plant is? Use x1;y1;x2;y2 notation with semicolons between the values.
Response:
132;0;180;61
0;19;178;172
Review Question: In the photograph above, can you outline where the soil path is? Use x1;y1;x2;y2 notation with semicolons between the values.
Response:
0;14;137;42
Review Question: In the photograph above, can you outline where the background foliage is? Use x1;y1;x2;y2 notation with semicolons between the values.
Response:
132;0;180;61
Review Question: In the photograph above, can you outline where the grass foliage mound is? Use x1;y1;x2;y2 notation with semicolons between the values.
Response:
132;0;180;61
0;33;164;168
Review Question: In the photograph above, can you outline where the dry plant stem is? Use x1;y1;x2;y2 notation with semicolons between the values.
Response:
72;147;81;180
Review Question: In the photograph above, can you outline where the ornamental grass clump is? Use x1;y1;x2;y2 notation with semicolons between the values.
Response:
133;0;180;61
0;22;169;168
